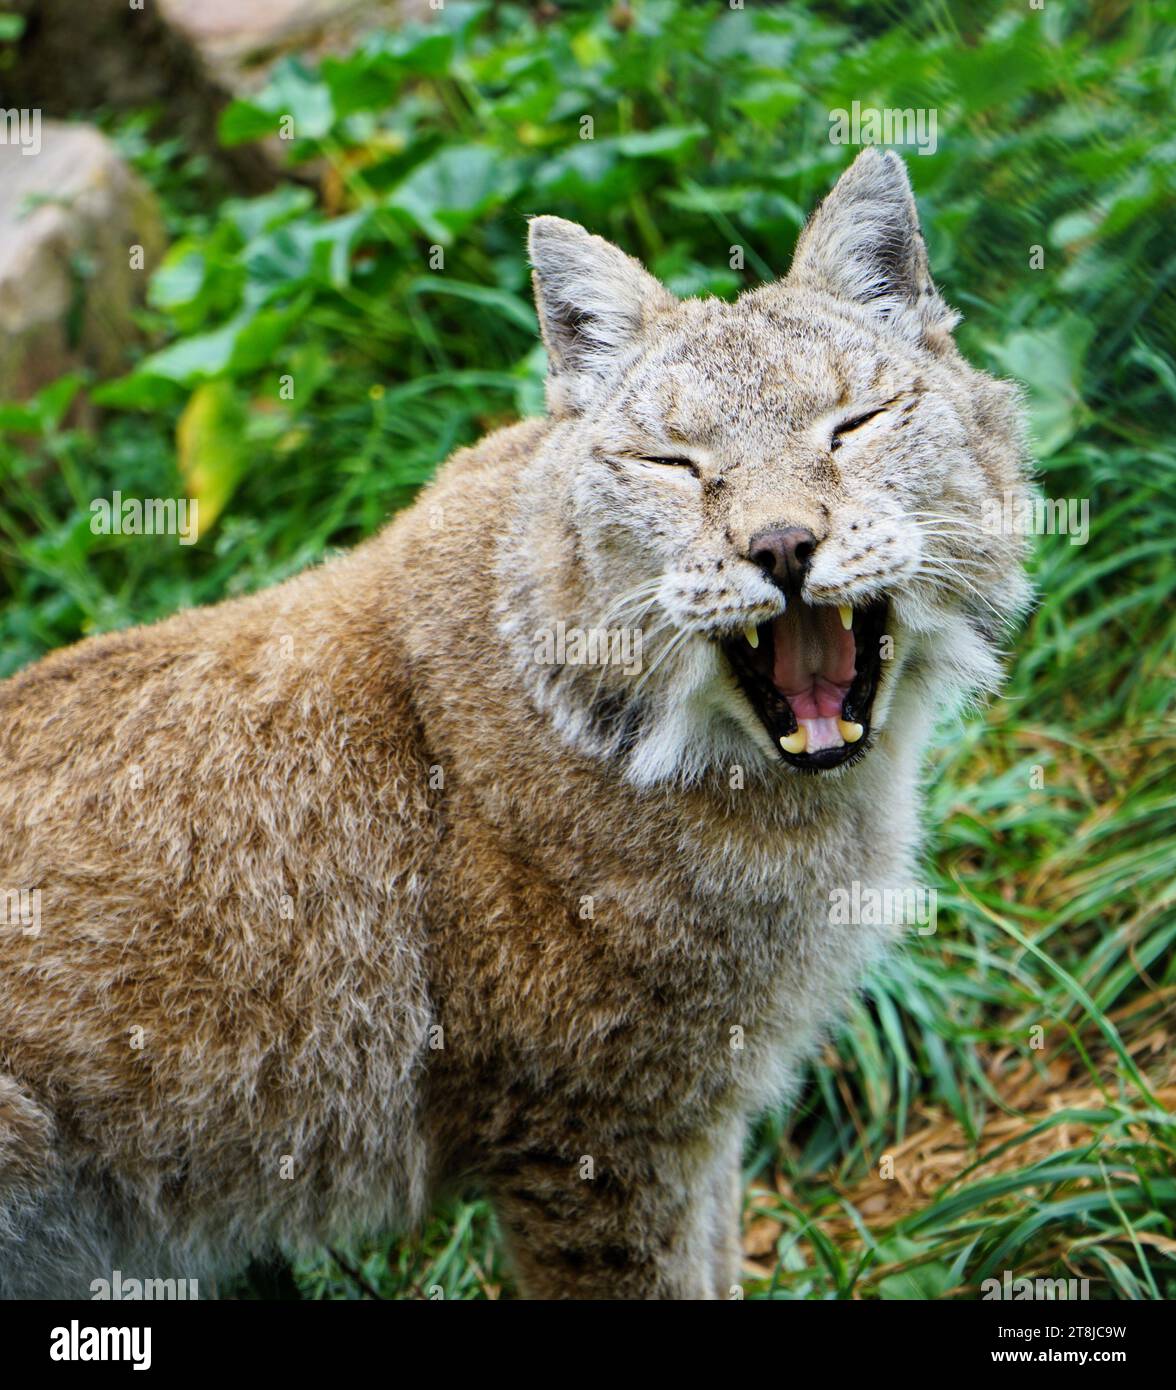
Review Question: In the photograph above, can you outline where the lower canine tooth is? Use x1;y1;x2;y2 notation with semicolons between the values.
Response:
744;624;759;648
837;719;864;744
779;729;807;755
838;604;853;631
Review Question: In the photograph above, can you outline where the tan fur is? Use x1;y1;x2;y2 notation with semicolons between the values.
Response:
0;152;1029;1298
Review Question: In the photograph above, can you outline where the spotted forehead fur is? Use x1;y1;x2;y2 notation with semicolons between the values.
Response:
615;300;935;462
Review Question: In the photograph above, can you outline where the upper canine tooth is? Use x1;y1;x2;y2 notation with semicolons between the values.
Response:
838;604;853;631
837;718;864;744
779;729;807;755
744;624;759;649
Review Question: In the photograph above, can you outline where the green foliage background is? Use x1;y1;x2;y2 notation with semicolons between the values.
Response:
0;0;1172;1298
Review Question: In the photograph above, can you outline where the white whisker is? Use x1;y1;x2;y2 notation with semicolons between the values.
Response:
633;627;692;696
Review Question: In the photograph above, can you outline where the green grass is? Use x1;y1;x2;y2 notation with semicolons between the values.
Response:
1;0;1173;1298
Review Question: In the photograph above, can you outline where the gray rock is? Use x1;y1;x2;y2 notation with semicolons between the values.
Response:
2;0;277;193
157;0;429;96
0;121;166;403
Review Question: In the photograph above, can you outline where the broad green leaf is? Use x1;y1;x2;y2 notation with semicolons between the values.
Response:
387;146;519;244
148;246;209;313
219;59;335;147
0;374;83;433
985;317;1094;457
221;186;316;243
243;211;370;295
614;125;707;159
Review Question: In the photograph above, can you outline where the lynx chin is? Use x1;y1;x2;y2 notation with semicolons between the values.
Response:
0;150;1030;1299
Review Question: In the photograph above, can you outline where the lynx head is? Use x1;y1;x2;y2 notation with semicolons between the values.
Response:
507;149;1031;788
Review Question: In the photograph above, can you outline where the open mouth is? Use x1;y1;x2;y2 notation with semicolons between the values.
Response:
722;598;889;771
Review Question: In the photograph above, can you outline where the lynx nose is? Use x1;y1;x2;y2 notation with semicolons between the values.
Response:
748;526;817;593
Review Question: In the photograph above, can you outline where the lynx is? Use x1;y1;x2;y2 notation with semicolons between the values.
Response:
0;151;1029;1299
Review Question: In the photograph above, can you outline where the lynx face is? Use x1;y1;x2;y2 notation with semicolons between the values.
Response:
522;151;1031;786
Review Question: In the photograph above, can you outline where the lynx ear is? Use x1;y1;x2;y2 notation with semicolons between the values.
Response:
528;216;676;415
786;149;958;344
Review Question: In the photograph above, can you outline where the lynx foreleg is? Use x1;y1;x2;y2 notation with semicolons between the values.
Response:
489;1128;744;1300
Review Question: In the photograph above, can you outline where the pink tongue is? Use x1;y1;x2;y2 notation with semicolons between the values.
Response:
771;606;856;719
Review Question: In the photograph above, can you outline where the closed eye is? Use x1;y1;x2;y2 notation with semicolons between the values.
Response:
830;408;888;452
620;453;699;476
